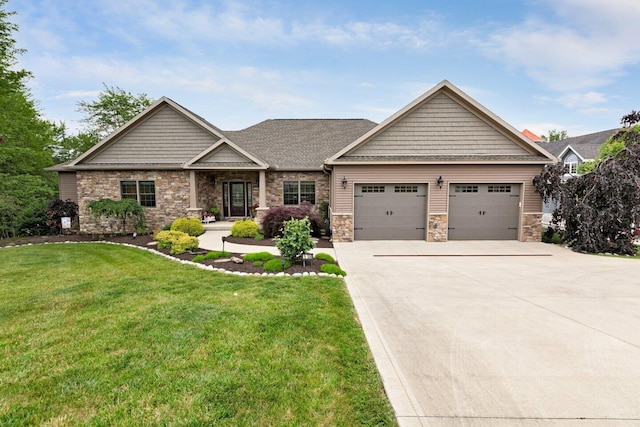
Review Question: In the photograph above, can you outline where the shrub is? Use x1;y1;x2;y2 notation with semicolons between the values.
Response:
253;261;263;267
275;217;315;263
261;202;322;238
192;251;231;262
45;199;79;234
542;228;563;244
243;252;275;262
170;217;204;236
314;252;335;264
321;264;347;276
154;230;199;254
263;258;291;272
86;198;146;234
231;219;260;238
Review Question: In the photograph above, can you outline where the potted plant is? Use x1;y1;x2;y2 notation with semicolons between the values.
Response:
208;205;221;221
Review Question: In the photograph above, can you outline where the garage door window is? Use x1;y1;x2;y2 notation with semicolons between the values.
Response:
360;185;385;193
455;185;478;193
394;185;418;193
487;185;512;193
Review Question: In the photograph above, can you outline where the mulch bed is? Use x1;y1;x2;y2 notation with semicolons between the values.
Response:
0;233;337;276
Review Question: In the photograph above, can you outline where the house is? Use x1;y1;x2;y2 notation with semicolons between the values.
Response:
521;129;543;143
49;80;556;242
539;129;618;174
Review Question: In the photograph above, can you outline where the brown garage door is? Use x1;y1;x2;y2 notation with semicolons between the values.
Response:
354;184;427;240
448;184;520;240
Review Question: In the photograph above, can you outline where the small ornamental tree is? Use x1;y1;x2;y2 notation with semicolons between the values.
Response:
86;198;146;235
274;217;315;263
45;199;79;234
533;112;640;255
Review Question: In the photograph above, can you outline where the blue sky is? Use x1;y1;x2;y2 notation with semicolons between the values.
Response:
10;0;640;137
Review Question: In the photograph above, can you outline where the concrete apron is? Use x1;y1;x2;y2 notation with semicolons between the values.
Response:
334;240;640;426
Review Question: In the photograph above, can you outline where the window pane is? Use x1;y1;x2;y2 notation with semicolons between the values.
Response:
138;181;156;207
299;181;315;204
283;181;299;205
120;181;137;200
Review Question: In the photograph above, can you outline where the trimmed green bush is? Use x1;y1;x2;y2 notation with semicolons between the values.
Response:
263;258;291;272
154;230;199;255
231;219;260;238
243;252;275;262
321;264;346;276
192;251;231;262
314;252;335;264
253;261;263;267
170;217;204;236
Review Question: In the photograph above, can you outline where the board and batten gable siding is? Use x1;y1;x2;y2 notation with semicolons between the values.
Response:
83;105;219;165
331;164;544;214
58;172;78;202
347;92;531;157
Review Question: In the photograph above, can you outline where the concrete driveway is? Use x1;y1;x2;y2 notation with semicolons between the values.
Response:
333;241;640;426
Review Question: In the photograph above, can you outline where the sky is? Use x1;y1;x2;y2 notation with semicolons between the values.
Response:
9;0;640;137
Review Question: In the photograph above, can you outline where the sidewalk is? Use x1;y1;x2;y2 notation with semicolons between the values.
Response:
198;229;337;259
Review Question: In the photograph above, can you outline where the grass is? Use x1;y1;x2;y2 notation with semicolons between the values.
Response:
0;243;396;426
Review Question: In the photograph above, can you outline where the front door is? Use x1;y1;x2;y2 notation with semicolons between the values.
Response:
223;182;252;218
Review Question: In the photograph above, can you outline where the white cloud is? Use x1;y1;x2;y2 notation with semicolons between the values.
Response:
480;0;640;91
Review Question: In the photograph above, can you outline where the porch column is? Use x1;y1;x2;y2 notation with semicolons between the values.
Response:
255;170;268;227
258;170;267;207
186;170;202;219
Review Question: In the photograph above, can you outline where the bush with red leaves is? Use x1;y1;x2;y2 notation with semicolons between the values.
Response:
261;202;322;238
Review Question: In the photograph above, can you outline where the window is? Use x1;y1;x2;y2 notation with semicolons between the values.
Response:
120;180;156;207
455;185;478;193
395;185;418;193
360;185;385;193
488;185;512;193
283;181;315;205
564;153;579;174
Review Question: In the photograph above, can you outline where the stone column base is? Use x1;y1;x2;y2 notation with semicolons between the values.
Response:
428;214;448;242
254;207;269;230
521;213;542;242
186;208;203;219
331;212;353;242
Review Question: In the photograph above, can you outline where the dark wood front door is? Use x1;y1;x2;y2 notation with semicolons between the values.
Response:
230;182;246;217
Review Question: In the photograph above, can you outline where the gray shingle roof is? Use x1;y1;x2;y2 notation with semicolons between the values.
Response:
539;128;618;160
224;119;378;170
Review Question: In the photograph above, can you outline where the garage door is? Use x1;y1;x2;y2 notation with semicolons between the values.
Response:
354;184;427;240
448;184;520;240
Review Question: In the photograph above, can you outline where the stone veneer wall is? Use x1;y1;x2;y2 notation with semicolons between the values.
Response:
265;171;330;207
77;170;190;234
521;213;542;242
330;212;353;242
428;214;448;242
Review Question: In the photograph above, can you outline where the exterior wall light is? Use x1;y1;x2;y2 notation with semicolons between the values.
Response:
437;176;444;189
341;176;348;189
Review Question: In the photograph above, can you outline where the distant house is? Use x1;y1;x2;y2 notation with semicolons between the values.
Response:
48;80;556;242
538;129;618;223
541;129;618;175
521;129;543;143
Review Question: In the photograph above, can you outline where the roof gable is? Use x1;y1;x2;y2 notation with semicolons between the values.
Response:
70;98;226;168
327;80;555;164
185;139;267;169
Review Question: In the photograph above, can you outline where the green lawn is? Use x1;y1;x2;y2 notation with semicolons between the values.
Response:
0;243;396;426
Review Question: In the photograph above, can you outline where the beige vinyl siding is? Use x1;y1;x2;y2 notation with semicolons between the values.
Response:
348;93;531;157
58;172;78;202
195;145;254;165
332;164;543;214
85;105;219;164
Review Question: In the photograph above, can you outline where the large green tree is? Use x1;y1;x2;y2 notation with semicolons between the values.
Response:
0;0;58;237
541;129;569;142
